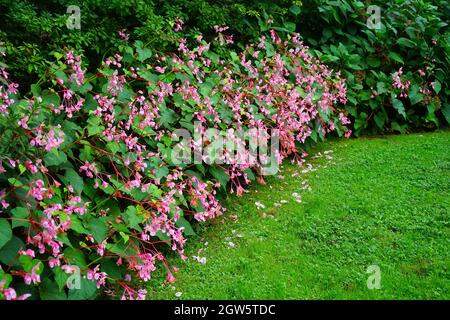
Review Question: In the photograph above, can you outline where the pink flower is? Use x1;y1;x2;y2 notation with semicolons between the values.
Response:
155;66;166;74
23;264;41;285
4;288;17;300
97;240;107;256
137;289;147;300
87;265;107;289
48;258;60;268
118;29;129;41
339;113;351;125
166;273;176;284
19;249;35;258
124;274;132;282
16;293;32;300
80;161;98;178
213;25;229;33
62;265;77;274
18;115;29;129
174;18;184;32
1;200;9;209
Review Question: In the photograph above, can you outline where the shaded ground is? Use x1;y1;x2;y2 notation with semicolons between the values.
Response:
148;131;450;299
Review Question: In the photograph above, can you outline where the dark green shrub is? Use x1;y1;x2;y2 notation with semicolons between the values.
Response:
279;0;450;134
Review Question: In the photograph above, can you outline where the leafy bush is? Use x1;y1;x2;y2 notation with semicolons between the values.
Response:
0;25;349;300
285;0;450;134
0;0;264;90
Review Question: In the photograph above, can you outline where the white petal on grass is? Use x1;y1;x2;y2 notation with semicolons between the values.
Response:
255;201;266;210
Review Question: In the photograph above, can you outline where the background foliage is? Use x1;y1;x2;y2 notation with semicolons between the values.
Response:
0;0;449;300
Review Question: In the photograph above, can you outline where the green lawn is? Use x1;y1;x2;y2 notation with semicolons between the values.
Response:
148;131;450;299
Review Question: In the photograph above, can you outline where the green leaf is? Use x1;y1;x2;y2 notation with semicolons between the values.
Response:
391;98;406;118
20;257;42;275
310;130;318;142
409;85;423;105
209;166;230;187
19;254;34;272
87;116;105;136
8;178;22;187
31;84;41;97
63;168;84;195
18;164;26;174
376;82;387;95
0;219;12;250
53;267;69;291
199;82;214;97
244;168;256;181
432;81;441;94
156;230;171;242
135;40;152;62
388;51;404;64
442;103;450;124
283;22;296;33
265;42;275;57
86;217;109;243
40;279;67;300
159;106;178;126
107;241;138;256
426;103;439;125
68;278;98;300
374;112;386;129
391;121;406;133
10;207;30;229
101;259;122;279
367;56;381;67
119;231;129;243
289;5;301;15
176;217;195;236
107;141;121;154
57;234;73;248
397;37;416;48
42;90;61;108
44;149;67;167
64;248;87;268
123;206;143;230
0;236;25;266
155;166;169;179
354;118;366;131
69;215;89;235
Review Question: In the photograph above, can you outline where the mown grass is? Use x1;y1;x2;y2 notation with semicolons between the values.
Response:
147;131;450;299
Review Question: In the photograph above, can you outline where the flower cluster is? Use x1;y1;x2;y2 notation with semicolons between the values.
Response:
0;25;348;300
392;67;411;98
